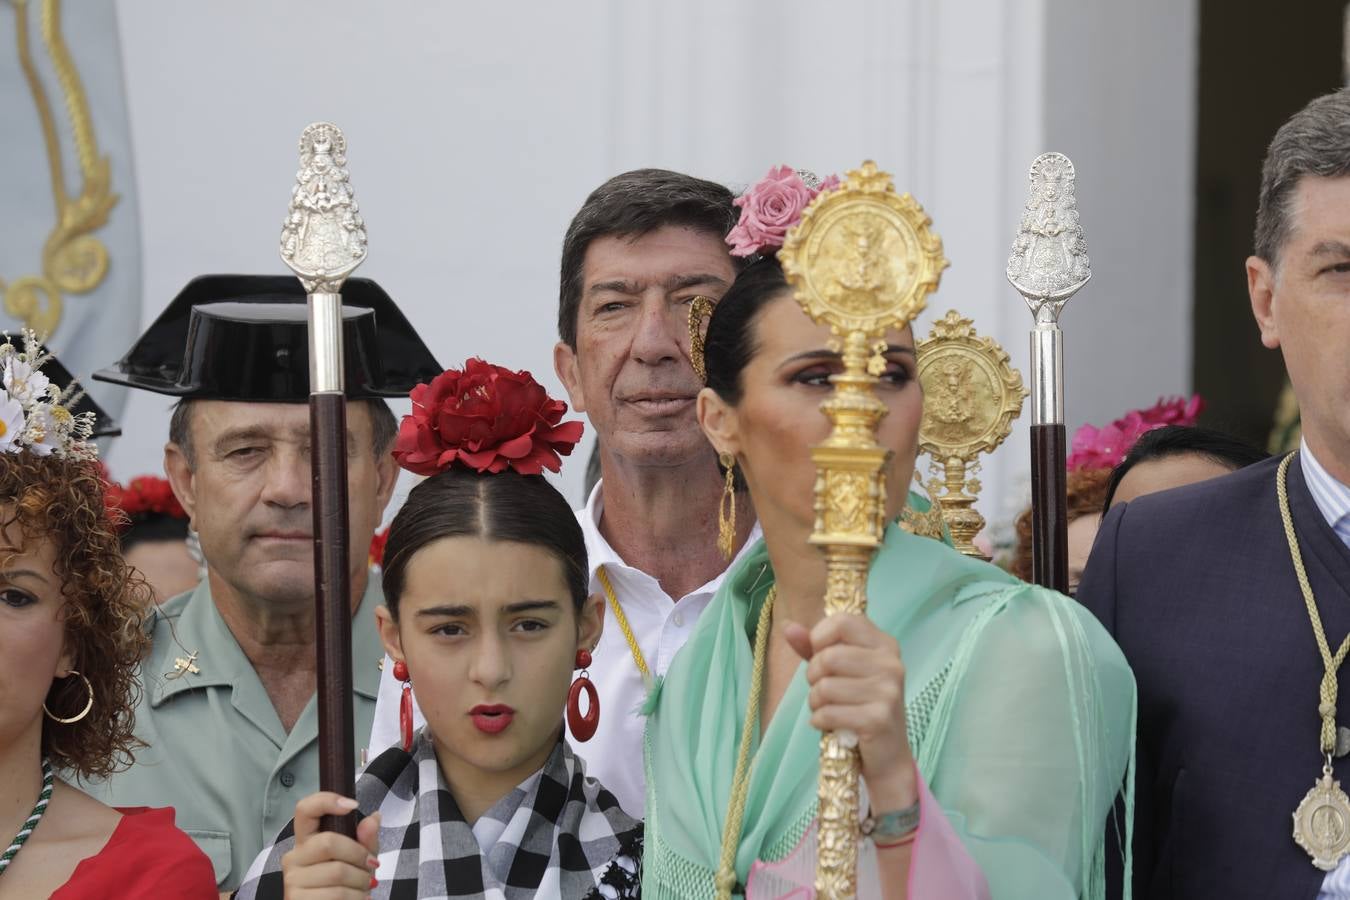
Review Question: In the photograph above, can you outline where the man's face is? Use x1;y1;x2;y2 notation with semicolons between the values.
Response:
165;401;396;608
555;225;736;468
1249;175;1350;473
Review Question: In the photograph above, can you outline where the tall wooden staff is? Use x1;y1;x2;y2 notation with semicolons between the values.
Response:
280;122;368;837
779;162;948;898
1006;153;1091;594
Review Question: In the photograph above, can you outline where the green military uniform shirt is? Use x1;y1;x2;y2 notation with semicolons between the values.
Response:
85;577;385;890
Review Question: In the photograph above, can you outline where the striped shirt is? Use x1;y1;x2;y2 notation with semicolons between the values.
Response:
1305;442;1350;898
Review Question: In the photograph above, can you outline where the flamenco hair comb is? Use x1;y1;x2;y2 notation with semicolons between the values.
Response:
0;330;98;461
1067;394;1204;471
392;358;585;477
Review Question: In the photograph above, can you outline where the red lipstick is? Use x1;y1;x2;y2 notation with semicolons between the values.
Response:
470;704;515;734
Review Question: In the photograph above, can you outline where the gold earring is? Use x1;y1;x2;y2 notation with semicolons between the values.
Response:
44;671;94;724
718;452;737;560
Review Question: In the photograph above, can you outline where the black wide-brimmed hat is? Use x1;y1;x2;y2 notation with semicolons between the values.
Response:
93;275;441;401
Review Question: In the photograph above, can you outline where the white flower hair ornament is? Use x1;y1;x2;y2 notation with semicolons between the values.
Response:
0;331;98;461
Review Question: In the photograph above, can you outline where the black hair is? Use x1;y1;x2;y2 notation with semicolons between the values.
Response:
703;256;792;405
380;468;588;621
557;168;741;348
119;514;190;552
1102;424;1270;511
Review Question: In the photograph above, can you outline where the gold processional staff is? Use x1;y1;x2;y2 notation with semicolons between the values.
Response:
777;161;947;898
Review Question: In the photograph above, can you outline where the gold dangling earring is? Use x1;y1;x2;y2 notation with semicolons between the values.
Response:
718;451;737;560
43;671;94;724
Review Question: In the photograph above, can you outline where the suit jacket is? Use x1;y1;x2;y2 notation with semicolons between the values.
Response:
1079;453;1350;900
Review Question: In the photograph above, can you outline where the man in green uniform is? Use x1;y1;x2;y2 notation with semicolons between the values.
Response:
90;275;440;890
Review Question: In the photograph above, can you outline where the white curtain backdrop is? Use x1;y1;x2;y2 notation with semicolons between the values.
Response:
105;0;1197;534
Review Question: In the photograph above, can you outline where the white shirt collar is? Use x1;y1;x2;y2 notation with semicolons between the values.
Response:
1300;439;1350;546
578;478;762;601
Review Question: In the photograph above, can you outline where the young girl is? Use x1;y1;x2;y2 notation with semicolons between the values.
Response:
235;360;641;899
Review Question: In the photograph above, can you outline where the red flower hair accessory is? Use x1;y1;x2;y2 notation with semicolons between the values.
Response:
392;359;584;477
104;474;187;530
1067;394;1204;471
725;165;841;258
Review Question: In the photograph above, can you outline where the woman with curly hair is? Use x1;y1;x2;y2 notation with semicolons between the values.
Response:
0;336;215;898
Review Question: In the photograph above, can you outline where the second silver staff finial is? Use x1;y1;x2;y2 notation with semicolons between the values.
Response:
280;122;367;293
1006;152;1090;323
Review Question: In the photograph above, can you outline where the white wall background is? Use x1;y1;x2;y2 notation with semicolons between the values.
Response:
104;0;1197;532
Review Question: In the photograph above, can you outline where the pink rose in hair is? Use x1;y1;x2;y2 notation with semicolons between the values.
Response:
726;166;837;257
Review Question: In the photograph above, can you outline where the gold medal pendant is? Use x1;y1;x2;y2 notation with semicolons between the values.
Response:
1294;766;1350;870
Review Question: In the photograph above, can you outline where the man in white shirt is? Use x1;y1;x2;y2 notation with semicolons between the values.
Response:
1078;88;1350;900
371;169;759;814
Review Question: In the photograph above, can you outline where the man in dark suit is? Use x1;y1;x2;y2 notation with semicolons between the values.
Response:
1079;88;1350;900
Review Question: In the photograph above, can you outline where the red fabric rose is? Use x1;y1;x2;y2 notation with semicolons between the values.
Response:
392;358;585;477
1067;394;1204;471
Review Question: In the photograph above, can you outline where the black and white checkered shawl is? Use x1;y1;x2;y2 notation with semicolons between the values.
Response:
234;731;642;899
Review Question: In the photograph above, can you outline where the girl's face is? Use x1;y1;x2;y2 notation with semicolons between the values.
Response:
377;537;602;783
0;514;71;753
699;292;924;539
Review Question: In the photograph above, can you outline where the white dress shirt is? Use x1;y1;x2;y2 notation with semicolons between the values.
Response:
367;479;761;817
1303;442;1350;900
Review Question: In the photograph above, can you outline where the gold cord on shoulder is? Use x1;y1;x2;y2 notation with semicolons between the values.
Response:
715;587;776;900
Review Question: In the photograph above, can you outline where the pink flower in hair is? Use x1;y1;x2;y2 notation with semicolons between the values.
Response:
726;166;840;257
1067;394;1205;471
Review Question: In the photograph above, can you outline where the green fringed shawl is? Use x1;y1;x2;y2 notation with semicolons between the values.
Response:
642;524;1135;899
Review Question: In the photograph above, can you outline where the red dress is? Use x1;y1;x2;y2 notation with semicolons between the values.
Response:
50;807;217;899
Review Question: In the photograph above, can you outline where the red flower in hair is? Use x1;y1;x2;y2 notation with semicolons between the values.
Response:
1068;394;1204;471
102;473;187;531
392;359;585;477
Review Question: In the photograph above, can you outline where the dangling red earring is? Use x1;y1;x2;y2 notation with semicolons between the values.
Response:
393;660;414;752
567;648;599;742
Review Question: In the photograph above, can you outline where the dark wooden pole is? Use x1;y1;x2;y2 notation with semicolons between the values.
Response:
1030;423;1069;593
311;392;356;837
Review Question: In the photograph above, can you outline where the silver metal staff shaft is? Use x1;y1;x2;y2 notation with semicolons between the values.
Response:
281;122;368;837
1007;152;1090;594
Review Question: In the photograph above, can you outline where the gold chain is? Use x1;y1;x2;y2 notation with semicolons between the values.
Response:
596;565;651;683
715;587;776;900
1277;453;1350;757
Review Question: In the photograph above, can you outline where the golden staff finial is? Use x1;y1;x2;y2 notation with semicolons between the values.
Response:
778;160;947;897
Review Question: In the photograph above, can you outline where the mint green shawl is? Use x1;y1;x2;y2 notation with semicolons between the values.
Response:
642;524;1135;899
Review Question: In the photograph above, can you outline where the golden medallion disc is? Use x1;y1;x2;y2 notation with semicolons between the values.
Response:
1294;768;1350;870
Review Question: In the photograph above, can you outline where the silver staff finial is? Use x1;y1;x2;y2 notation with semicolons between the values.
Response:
280;122;367;293
1006;152;1090;323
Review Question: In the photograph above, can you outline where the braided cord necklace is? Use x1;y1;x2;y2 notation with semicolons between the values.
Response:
1281;453;1350;870
0;758;54;875
715;587;777;900
596;565;652;685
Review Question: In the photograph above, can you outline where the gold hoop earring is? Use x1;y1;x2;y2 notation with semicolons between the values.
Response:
718;452;737;560
43;671;94;724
